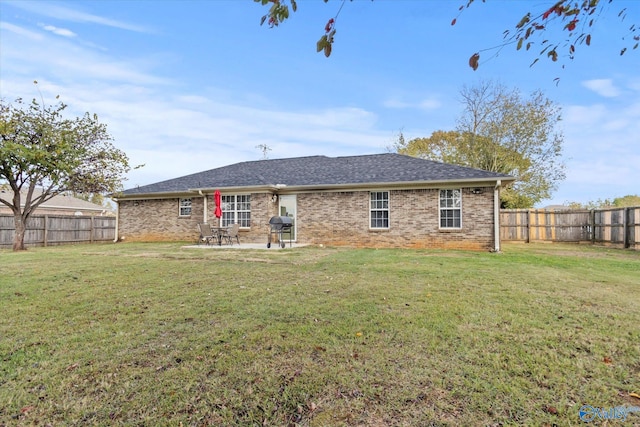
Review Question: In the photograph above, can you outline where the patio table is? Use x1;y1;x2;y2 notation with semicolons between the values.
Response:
211;226;229;246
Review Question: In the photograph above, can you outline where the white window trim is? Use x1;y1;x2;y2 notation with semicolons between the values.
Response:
221;194;251;228
369;190;390;230
179;198;192;217
438;189;462;230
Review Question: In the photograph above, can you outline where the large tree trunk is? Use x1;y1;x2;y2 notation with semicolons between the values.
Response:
13;214;28;251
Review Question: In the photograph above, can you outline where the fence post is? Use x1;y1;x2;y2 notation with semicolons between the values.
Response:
90;216;95;244
623;207;630;249
497;207;639;248
43;214;48;247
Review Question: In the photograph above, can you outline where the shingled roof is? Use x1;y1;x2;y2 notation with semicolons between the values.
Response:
120;153;514;196
0;188;107;212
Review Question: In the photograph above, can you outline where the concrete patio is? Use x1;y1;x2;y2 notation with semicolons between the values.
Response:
183;242;309;250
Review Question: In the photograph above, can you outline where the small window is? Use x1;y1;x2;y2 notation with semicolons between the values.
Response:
221;195;251;227
370;191;389;229
439;189;461;228
179;198;192;216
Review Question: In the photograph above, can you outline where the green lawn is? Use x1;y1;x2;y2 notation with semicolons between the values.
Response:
1;243;639;426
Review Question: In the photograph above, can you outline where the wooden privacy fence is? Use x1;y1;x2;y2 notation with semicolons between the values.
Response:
500;207;640;249
0;214;116;248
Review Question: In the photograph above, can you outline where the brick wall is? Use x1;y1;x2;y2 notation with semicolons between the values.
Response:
117;187;497;250
117;193;277;244
118;198;201;242
297;188;495;250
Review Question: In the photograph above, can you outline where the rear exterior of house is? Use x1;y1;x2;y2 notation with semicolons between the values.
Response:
115;154;514;251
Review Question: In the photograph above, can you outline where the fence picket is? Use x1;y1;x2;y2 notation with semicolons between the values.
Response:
500;207;639;250
0;214;116;248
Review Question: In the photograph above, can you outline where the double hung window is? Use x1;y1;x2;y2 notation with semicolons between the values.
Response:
179;198;192;216
370;191;389;229
439;189;462;228
221;195;251;227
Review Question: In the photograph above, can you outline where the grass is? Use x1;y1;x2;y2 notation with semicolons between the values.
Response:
1;242;639;426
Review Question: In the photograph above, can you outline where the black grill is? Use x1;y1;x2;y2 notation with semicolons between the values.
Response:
267;216;293;248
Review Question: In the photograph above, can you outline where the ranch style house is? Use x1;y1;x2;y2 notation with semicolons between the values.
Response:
114;153;515;250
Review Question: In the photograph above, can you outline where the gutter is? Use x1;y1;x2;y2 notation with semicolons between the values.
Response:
494;180;501;252
115;191;202;201
199;190;207;223
112;197;119;243
190;177;516;195
118;176;516;200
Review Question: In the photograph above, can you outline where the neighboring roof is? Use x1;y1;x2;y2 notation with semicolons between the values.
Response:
120;153;515;197
544;205;571;211
0;188;106;212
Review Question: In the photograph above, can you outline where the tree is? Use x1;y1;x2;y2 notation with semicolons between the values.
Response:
72;191;116;213
613;194;640;207
255;0;638;68
395;81;566;208
0;90;133;250
396;130;528;176
567;194;640;209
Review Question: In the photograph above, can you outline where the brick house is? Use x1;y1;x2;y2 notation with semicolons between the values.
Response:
114;153;515;250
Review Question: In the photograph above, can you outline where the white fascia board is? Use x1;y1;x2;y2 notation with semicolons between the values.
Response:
116;178;514;199
272;178;514;194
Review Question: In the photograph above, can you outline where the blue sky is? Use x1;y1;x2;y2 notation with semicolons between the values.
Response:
1;0;638;207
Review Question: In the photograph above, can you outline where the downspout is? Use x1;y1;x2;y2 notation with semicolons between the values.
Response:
112;198;119;243
199;190;208;223
494;180;501;252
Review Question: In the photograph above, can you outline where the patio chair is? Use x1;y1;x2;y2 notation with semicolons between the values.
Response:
222;223;240;245
197;223;215;245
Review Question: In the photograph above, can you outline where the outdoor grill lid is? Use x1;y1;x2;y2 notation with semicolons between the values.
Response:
269;216;293;225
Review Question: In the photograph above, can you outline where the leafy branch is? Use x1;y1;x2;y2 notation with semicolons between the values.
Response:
457;0;639;70
256;0;350;57
256;0;638;69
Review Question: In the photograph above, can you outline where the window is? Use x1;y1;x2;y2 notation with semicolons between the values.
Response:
221;195;251;227
439;189;461;228
370;191;389;229
179;199;191;216
179;198;192;216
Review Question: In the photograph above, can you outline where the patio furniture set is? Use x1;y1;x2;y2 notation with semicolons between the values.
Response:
198;223;240;246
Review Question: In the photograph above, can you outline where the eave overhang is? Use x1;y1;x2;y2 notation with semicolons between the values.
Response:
114;176;514;201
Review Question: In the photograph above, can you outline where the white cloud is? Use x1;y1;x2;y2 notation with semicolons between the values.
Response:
5;0;152;33
552;153;640;204
0;21;43;40
10;76;389;188
1;24;171;87
582;79;620;97
563;104;607;129
40;24;76;38
555;93;640;205
117;99;390;188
